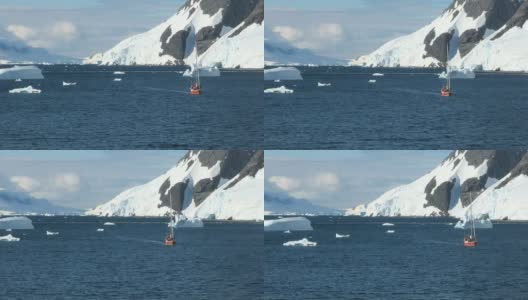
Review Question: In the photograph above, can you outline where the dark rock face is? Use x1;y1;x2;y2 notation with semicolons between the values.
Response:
458;28;485;57
496;152;528;189
493;0;528;40
423;32;452;64
159;0;262;61
159;150;263;210
424;177;455;213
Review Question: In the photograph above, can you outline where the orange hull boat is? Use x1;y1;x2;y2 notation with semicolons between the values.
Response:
165;239;176;246
441;89;452;97
464;240;477;247
190;88;201;95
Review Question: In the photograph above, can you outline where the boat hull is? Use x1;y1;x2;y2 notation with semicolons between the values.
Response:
464;241;477;247
441;90;452;97
190;88;201;95
164;239;176;246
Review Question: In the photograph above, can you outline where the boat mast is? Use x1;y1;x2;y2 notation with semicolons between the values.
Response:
446;42;451;90
169;192;174;238
194;36;200;87
470;192;476;240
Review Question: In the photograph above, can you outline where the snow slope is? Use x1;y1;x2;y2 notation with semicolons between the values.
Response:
347;150;528;220
87;150;263;220
84;0;263;68
350;0;528;71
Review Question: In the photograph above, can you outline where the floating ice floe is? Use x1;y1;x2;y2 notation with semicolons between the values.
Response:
15;78;22;82
5;229;12;232
372;73;384;77
264;86;293;94
318;82;331;87
438;68;475;79
454;214;493;229
283;238;317;247
0;216;34;230
274;80;281;83
97;228;104;232
103;222;115;226
113;71;125;75
63;81;77;86
264;67;303;81
336;233;350;239
368;79;377;83
284;230;291;234
168;215;204;228
264;217;313;232
0;66;44;80
183;66;221;77
386;230;395;234
9;86;41;94
382;223;394;226
46;231;59;236
113;78;122;82
0;234;20;242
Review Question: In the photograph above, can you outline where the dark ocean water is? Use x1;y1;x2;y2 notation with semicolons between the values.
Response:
0;216;262;300
0;65;262;149
265;67;528;149
264;216;528;300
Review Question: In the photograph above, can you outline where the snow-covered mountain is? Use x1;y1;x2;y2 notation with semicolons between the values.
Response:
350;0;528;71
265;30;345;66
87;150;263;220
346;150;528;220
0;36;77;64
0;189;80;216
265;192;342;216
84;0;263;68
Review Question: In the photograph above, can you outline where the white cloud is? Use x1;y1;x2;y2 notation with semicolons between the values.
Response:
316;23;344;42
272;25;303;42
10;176;40;192
269;176;301;192
312;172;340;191
5;21;78;48
54;173;80;192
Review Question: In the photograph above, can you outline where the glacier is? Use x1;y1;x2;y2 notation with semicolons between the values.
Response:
264;217;313;232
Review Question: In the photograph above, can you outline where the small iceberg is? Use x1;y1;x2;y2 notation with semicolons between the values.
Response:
336;233;350;239
97;228;104;232
386;230;395;234
284;230;291;234
264;217;313;232
0;234;20;242
9;86;41;94
318;82;331;87
0;216;34;230
274;80;281;83
454;214;493;229
0;65;44;80
46;231;59;236
103;222;115;226
5;229;12;232
15;78;22;82
113;78;122;82
368;79;377;83
264;67;303;81
264;86;294;94
168;215;204;228
63;81;77;86
113;71;125;75
283;238;317;247
438;68;475;79
183;66;221;77
382;223;394;226
372;73;384;77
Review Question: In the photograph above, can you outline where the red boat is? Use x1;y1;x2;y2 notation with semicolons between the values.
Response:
441;88;452;97
190;84;201;95
164;193;176;246
441;42;452;97
165;235;176;246
464;237;477;247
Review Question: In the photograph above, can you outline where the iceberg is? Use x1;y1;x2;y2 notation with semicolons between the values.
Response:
168;215;204;228
283;238;317;247
97;228;104;232
46;231;59;236
0;234;20;242
274;80;281;83
103;222;115;226
438;68;475;79
336;233;350;239
15;79;22;82
368;79;377;83
9;86;41;94
386;230;395;234
113;71;125;75
454;215;493;229
318;82;331;87
183;66;221;77
382;223;394;226
0;66;44;80
264;86;294;94
0;216;34;230
372;73;384;77
264;217;313;232
63;81;77;86
284;230;291;234
113;78;122;82
264;67;303;81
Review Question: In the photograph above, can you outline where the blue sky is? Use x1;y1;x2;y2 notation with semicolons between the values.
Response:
266;150;451;210
0;151;186;210
266;0;451;59
0;0;185;58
